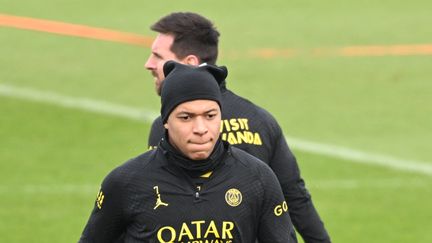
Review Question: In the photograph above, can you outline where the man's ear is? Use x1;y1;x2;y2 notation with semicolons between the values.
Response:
163;123;169;129
183;55;200;66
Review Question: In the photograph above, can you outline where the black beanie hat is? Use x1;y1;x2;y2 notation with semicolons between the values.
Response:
160;61;228;124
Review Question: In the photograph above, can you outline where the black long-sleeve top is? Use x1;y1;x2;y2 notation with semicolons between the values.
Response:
79;138;297;243
148;82;331;243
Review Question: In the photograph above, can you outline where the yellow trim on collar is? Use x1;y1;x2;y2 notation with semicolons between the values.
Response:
200;171;213;178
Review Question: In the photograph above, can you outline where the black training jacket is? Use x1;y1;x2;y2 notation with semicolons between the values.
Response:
79;139;297;243
148;82;331;243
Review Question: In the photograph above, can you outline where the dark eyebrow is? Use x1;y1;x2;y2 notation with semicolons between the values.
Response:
205;108;218;113
176;108;218;116
177;111;193;116
152;51;163;59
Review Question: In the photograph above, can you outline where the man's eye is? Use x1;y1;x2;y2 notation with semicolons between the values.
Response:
178;115;190;121
207;114;217;119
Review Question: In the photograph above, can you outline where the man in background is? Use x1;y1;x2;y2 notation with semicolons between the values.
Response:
145;12;331;243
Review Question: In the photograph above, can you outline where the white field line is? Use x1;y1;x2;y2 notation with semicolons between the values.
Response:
287;137;432;176
0;184;98;194
0;83;158;122
0;178;430;194
1;83;432;176
307;178;432;189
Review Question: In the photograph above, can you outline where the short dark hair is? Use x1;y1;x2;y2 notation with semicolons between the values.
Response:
151;12;220;65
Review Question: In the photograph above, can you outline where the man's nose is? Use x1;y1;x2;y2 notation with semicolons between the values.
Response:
193;117;208;135
144;57;155;70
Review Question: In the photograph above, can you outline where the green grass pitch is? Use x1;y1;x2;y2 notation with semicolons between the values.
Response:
1;0;432;242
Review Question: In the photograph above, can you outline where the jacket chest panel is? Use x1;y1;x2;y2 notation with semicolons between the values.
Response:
130;175;260;238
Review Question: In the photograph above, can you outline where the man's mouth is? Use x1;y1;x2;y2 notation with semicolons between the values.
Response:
189;140;211;145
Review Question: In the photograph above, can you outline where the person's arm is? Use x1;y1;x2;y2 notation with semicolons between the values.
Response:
257;164;298;243
78;168;127;243
147;116;165;149
270;122;331;243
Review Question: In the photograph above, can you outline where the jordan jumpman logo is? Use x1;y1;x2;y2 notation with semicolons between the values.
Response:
153;186;169;210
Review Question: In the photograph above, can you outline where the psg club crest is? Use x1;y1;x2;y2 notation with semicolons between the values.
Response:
225;188;242;207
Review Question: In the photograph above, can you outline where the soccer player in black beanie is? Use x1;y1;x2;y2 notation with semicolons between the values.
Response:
160;61;225;161
79;61;298;242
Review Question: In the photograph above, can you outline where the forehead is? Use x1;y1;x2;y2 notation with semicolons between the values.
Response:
152;33;175;52
172;100;220;113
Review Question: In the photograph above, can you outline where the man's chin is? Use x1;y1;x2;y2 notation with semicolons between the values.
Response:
188;151;211;160
155;85;162;96
184;142;215;160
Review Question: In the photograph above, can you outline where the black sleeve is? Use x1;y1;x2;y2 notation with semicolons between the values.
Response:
270;122;331;243
257;164;297;243
78;168;128;243
147;116;165;149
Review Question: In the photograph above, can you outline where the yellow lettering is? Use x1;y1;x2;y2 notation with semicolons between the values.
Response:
283;201;288;212
96;191;104;209
222;118;250;132
222;221;234;239
157;226;176;243
158;221;235;242
274;205;282;216
227;132;238;144
274;201;288;216
204;220;220;238
253;132;262;145
237;119;245;130
223;131;263;146
240;119;249;130
246;131;254;143
178;222;194;241
236;131;247;144
229;119;240;131
223;120;231;132
191;220;205;239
